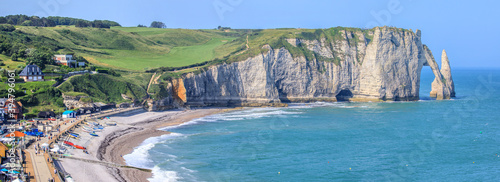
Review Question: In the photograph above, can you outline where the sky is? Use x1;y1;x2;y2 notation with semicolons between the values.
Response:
1;0;499;68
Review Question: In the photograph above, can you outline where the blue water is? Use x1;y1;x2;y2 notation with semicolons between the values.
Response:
124;68;500;181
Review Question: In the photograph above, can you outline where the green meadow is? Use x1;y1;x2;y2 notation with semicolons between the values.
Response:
97;37;237;71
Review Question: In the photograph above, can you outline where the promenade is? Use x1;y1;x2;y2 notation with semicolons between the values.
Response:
24;107;143;182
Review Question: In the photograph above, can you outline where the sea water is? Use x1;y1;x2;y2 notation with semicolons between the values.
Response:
124;68;500;181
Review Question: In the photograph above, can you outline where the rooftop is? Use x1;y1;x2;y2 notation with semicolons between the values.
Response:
19;64;44;76
62;110;76;115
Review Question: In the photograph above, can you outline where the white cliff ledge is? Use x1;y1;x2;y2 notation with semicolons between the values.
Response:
158;27;455;108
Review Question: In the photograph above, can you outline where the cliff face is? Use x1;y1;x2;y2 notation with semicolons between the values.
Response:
63;94;94;109
165;27;454;107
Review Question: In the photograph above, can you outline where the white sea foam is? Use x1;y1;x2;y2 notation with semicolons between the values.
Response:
124;133;184;168
147;166;181;182
161;108;303;130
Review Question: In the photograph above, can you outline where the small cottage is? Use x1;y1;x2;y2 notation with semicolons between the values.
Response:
62;110;76;118
19;64;45;82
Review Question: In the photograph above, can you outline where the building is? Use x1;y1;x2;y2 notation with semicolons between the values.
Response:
19;64;44;82
77;107;95;115
62;110;76;118
94;103;116;112
53;54;85;68
0;98;23;120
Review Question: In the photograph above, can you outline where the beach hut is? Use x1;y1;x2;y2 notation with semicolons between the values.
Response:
62;110;76;118
77;107;95;115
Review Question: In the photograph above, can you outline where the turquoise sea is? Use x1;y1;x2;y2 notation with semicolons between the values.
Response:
124;68;500;181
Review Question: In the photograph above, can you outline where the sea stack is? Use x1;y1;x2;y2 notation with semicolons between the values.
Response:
148;28;457;109
430;49;455;99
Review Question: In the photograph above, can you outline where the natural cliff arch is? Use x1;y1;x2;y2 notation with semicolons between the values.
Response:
423;46;455;99
163;27;455;109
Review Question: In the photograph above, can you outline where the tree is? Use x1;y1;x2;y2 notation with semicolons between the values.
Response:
26;47;54;69
150;21;166;28
11;53;18;61
75;20;89;27
137;24;147;27
21;20;33;26
92;20;110;28
0;24;15;32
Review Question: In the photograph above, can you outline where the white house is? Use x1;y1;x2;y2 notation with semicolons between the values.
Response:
53;55;85;68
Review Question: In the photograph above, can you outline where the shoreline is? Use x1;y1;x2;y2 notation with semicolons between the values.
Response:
59;107;239;182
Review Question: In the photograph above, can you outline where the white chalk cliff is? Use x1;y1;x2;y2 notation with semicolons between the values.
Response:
164;27;455;107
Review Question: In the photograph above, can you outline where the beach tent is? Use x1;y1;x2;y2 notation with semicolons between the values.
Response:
41;143;49;148
12;178;23;182
5;131;26;138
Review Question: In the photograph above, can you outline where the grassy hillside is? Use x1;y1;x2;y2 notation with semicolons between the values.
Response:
0;80;64;117
58;73;147;103
0;54;25;69
1;26;243;71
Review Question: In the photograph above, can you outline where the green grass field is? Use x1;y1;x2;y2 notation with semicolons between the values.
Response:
3;26;243;71
97;37;237;70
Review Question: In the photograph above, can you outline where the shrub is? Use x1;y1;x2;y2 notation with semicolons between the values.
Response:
0;24;15;32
